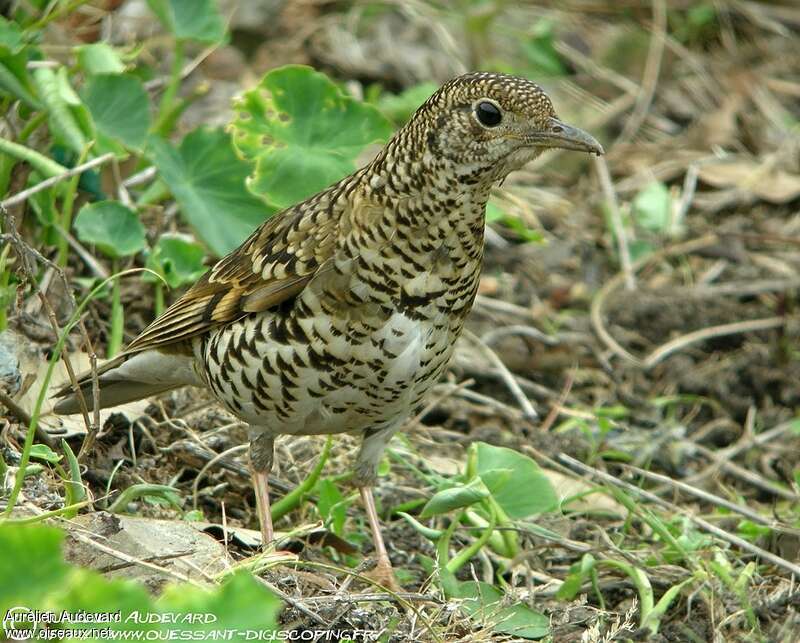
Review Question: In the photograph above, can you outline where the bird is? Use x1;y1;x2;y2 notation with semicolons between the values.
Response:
54;71;603;587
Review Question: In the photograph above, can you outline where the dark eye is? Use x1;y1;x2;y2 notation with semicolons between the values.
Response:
475;101;502;127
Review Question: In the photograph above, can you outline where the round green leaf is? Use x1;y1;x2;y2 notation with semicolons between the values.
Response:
149;128;275;256
82;74;151;150
454;580;550;639
473;442;558;518
76;43;125;75
147;0;225;43
144;233;207;288
231;65;393;209
74;201;146;258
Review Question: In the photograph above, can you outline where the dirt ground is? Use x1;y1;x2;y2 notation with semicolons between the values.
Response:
3;1;800;641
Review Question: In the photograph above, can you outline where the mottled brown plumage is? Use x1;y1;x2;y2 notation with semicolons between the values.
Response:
55;72;602;586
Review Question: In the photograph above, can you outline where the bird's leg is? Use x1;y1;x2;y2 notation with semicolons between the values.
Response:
249;431;275;549
353;426;400;590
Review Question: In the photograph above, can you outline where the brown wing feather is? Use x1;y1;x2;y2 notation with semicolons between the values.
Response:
126;182;349;355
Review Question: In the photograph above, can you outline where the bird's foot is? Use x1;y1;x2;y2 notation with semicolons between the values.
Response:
363;556;402;593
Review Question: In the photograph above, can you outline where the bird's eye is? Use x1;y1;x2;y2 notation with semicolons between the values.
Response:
475;101;502;127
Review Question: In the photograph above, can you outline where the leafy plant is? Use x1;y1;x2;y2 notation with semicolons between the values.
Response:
74;201;147;356
399;442;558;639
149;127;274;256
558;552;697;636
144;233;208;316
522;19;568;77
486;199;543;243
231;65;393;209
372;82;438;125
0;523;282;639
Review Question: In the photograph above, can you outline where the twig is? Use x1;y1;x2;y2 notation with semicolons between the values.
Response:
481;323;559;347
252;577;328;626
408;378;475;426
590;234;719;366
122;166;157;189
192;444;248;510
674;163;699;226
1;210;95;436
594;154;635;291
143;41;221;91
539;367;576;433
716;418;799;462
463;328;537;420
643;317;786;369
303;592;440;604
616;0;667;143
1;152;114;209
622;463;795;531
558;454;800;579
474;294;532;319
688;442;797;501
0;390;57;448
61;229;109;279
2;208;103;465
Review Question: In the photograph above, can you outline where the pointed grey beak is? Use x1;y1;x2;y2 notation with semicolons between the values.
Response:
529;117;604;155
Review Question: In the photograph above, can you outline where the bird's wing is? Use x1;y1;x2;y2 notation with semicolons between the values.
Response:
126;187;345;355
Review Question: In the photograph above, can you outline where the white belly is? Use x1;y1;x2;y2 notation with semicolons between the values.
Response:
197;309;453;436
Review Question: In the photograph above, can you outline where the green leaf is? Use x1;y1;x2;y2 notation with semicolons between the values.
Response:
74;201;147;258
231;65;393;208
108;483;182;513
82;74;151;150
485;200;505;223
26;173;58;226
160;572;281;631
633;181;672;233
150;128;275;256
420;478;491;518
29;443;62;463
76;43;125;75
523;19;567;77
315;478;347;536
397;512;444;540
147;0;225;43
144;233;207;288
33;66;90;154
454;580;550;639
61;440;86;514
0;525;69;617
376;82;437;125
0;523;284;638
556;552;595;600
0;54;41;109
0;17;24;56
485;200;543;243
55;568;154;635
473;442;558;518
736;520;772;541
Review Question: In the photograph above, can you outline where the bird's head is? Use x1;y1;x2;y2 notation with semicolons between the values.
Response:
397;72;603;187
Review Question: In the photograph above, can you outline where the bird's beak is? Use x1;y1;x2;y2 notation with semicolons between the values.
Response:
526;117;604;155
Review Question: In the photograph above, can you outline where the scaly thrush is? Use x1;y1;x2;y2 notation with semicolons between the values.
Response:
55;72;603;587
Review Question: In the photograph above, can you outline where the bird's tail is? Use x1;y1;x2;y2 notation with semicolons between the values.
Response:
53;349;201;414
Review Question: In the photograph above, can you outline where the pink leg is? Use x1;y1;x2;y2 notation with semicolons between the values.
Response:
252;469;274;548
359;486;400;590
